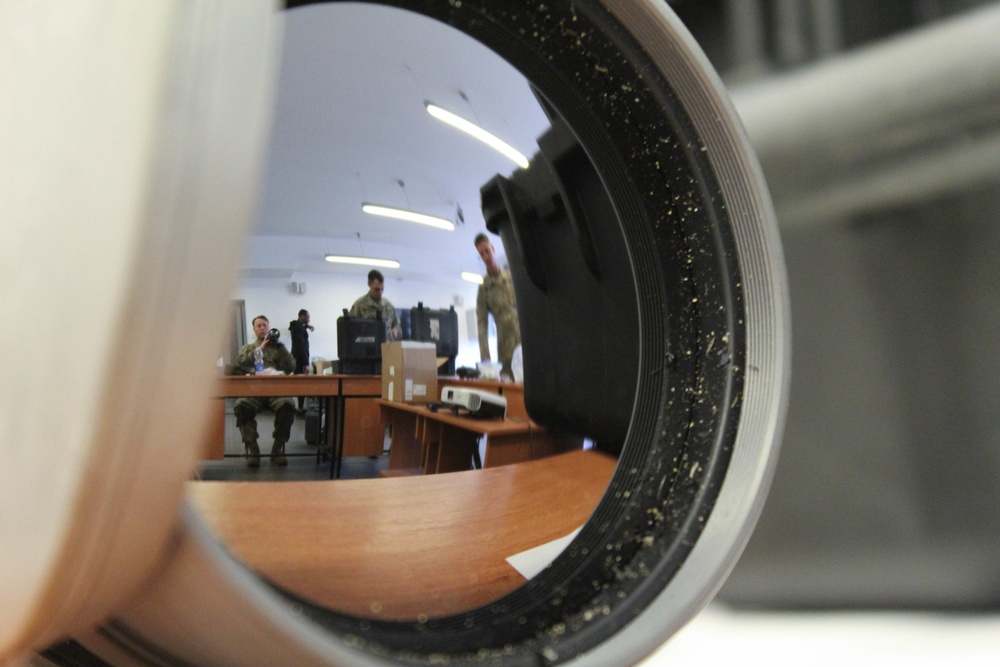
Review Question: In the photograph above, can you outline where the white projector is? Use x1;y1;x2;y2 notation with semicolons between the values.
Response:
440;386;507;419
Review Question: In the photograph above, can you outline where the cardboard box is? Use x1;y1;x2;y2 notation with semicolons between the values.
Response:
381;341;437;403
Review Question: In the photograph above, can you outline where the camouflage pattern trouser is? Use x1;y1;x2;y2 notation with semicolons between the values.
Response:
233;396;295;446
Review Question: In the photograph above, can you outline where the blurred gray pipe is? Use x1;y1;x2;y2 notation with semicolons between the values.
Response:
730;2;1000;228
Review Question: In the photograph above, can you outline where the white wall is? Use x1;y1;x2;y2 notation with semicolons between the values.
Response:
230;270;485;369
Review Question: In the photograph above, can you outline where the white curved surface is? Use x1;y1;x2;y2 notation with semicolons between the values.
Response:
644;604;1000;667
0;0;280;660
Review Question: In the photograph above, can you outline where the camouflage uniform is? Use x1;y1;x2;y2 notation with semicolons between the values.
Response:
349;293;402;341
477;268;521;378
230;341;297;449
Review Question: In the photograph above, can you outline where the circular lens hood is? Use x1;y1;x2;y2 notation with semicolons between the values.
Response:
21;2;789;666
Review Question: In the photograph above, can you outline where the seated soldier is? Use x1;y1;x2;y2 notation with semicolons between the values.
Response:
230;315;296;467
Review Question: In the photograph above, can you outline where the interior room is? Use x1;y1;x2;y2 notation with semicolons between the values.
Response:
3;1;999;666
207;0;1000;662
200;3;584;486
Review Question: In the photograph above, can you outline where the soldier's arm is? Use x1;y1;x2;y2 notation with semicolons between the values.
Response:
231;344;255;375
388;310;402;341
278;347;296;374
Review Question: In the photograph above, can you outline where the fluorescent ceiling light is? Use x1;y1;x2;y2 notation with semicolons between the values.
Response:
325;255;400;269
461;271;484;285
361;203;455;231
425;102;530;169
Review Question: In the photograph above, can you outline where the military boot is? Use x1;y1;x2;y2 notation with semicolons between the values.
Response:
270;441;287;467
245;441;260;468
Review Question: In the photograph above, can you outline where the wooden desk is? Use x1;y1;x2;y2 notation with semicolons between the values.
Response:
217;374;344;398
187;449;617;620
336;375;383;462
211;375;341;462
213;375;383;477
379;399;579;474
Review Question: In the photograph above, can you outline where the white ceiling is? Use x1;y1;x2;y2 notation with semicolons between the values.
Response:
244;3;553;286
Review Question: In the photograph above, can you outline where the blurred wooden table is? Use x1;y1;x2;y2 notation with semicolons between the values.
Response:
186;449;617;620
379;399;582;474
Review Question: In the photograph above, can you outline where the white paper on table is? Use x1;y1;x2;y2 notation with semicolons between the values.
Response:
505;526;583;580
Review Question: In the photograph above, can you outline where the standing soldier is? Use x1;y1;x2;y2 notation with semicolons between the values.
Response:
349;269;402;342
474;232;521;380
288;308;314;413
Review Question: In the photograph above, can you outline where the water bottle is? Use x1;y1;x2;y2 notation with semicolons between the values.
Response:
253;346;264;374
